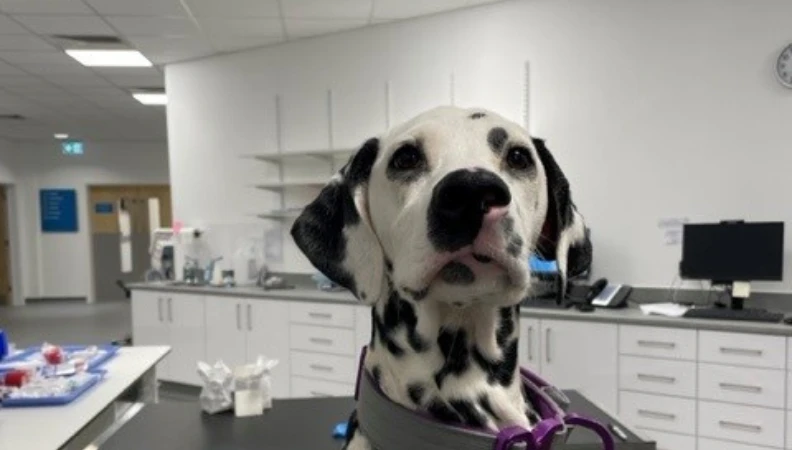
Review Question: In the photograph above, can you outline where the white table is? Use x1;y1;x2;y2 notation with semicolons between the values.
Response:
0;346;170;450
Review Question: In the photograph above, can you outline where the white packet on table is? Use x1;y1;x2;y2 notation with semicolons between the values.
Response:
233;355;279;417
197;360;233;414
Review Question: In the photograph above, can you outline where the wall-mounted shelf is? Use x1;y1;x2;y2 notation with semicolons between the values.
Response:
252;179;328;192
241;148;353;163
253;209;303;220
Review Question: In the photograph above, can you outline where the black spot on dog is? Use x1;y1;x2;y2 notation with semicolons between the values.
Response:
385;258;393;273
487;127;508;154
496;307;516;347
407;383;425;405
435;329;470;388
507;236;523;257
386;141;429;183
449;399;486;428
472;253;492;264
428;399;462;424
471;339;519;387
346;138;380;187
470;112;486;119
372;308;405;357
382;290;428;353
502;216;515;235
439;262;475;285
403;286;429;301
371;366;382;387
478;394;500;422
360;291;367;301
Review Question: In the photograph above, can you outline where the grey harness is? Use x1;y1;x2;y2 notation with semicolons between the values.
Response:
355;349;615;450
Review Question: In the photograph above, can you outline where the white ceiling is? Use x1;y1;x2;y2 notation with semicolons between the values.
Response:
0;0;501;143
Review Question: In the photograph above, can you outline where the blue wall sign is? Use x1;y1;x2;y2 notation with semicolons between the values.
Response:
40;189;78;233
94;202;114;214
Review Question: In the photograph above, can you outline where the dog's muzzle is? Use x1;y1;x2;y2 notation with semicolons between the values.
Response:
428;169;511;253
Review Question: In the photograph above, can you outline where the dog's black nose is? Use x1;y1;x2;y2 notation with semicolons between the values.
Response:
428;169;511;252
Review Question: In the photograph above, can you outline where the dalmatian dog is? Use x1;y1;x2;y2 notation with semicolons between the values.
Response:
291;106;592;449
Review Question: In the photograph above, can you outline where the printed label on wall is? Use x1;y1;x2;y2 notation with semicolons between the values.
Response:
40;189;78;233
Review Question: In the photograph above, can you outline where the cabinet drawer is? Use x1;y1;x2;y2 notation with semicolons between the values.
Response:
290;325;356;356
700;331;785;369
620;325;696;360
698;400;784;448
638;429;695;450
291;351;356;384
699;437;776;450
619;356;696;397
619;391;695;435
291;376;353;398
290;302;354;329
698;363;785;408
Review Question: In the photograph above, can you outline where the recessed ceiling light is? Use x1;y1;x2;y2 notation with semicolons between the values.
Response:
132;92;167;106
54;133;69;139
65;49;152;67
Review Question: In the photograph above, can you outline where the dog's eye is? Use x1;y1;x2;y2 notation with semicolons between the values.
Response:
506;146;533;171
390;144;424;171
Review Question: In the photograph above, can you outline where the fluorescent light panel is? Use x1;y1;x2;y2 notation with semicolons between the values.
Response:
65;49;152;67
132;92;167;105
54;133;69;139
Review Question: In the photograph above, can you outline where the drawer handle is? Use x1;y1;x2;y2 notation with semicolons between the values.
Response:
309;338;333;345
637;409;676;421
636;373;676;384
718;420;762;433
719;347;763;357
309;364;334;372
636;340;675;349
719;382;762;394
308;312;333;320
310;391;330;397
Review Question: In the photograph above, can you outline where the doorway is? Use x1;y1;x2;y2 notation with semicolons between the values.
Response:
88;185;171;302
0;186;11;305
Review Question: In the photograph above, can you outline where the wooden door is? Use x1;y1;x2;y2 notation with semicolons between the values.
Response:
0;187;10;305
88;185;171;301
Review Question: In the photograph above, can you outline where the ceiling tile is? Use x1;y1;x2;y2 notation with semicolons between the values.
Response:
208;34;283;52
0;50;73;64
40;72;113;87
83;0;187;16
65;85;127;97
185;0;279;18
281;0;372;19
200;17;283;38
286;19;367;39
0;0;93;15
0;14;28;33
0;74;49;86
3;84;66;95
0;60;25;74
13;15;115;35
106;16;199;36
17;61;91;74
126;35;214;64
372;0;467;19
97;68;164;87
0;34;56;50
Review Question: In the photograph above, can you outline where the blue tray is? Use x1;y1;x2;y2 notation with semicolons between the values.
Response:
0;345;118;372
1;370;105;407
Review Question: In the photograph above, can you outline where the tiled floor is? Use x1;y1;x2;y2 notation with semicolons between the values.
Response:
0;301;131;348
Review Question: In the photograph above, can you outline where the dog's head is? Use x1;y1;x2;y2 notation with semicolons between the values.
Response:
291;107;591;307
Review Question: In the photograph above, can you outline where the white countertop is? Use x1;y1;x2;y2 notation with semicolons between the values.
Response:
0;346;169;450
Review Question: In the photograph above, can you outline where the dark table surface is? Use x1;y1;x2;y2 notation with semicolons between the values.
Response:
103;391;655;450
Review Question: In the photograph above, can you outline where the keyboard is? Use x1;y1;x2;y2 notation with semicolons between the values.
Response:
683;307;783;323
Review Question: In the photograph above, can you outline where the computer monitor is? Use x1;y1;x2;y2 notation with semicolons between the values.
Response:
680;221;784;308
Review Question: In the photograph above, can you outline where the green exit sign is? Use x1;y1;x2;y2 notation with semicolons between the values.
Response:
61;140;84;155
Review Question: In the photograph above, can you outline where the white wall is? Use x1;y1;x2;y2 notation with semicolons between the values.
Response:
166;0;792;291
5;141;168;304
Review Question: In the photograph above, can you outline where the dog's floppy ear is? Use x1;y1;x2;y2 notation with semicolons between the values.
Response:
532;138;593;301
291;138;385;304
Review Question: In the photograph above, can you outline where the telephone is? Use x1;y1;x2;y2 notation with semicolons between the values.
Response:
587;279;632;308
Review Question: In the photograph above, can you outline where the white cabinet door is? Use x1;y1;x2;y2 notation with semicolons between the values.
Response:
518;317;541;373
166;293;206;385
247;300;291;399
204;296;247;370
540;320;618;412
131;290;171;379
